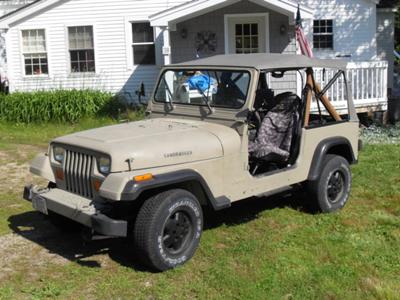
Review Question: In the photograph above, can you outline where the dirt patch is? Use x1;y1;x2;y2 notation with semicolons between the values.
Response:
0;145;47;191
0;162;31;191
0;231;70;281
0;144;45;164
0;209;130;282
0;145;123;281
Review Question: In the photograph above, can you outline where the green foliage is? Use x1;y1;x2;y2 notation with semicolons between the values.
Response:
0;90;126;123
361;124;400;144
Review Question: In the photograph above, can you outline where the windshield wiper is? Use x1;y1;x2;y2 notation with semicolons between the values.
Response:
195;83;214;114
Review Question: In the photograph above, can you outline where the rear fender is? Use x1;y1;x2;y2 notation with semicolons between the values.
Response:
308;137;356;181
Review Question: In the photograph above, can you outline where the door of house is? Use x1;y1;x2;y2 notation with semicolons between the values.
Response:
225;14;269;54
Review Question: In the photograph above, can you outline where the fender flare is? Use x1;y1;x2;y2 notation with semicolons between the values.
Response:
30;153;56;182
120;169;231;211
307;137;356;181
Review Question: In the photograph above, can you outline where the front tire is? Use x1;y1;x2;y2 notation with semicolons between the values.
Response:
308;154;352;213
134;189;203;271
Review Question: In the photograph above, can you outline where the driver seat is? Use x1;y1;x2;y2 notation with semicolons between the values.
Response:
249;92;301;170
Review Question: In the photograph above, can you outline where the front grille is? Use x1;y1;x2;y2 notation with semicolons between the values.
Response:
64;150;94;198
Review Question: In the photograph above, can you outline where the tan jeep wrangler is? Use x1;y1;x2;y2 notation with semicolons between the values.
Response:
24;54;360;271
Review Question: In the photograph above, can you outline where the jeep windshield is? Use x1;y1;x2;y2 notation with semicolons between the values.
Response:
154;69;251;109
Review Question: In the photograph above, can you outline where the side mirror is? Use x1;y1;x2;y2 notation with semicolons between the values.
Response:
135;82;146;105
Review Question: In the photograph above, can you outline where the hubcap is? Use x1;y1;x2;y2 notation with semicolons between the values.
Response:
162;211;193;255
327;170;345;203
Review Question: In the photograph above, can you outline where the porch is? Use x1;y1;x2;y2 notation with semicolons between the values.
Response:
310;61;389;114
150;0;312;64
149;0;389;113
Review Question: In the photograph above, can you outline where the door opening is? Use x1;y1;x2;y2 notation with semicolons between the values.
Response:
224;13;269;54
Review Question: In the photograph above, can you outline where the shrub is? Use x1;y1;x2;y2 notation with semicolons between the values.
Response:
0;90;126;123
361;124;400;145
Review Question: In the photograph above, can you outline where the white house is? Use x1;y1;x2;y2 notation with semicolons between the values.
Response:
0;0;34;74
0;0;396;112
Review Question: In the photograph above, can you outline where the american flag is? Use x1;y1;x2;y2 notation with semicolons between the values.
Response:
295;4;313;58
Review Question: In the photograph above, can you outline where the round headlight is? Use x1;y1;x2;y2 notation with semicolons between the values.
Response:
98;157;111;175
53;146;65;163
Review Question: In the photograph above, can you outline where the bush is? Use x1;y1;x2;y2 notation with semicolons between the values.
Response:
361;124;400;145
0;90;126;123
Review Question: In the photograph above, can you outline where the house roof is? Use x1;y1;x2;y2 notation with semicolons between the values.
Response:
150;0;313;28
0;0;40;22
171;53;348;70
0;0;62;28
0;0;387;28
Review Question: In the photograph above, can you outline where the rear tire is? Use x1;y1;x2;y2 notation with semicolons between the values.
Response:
308;154;352;213
134;189;203;271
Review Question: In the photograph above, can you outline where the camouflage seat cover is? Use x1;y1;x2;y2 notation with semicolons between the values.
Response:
249;92;300;161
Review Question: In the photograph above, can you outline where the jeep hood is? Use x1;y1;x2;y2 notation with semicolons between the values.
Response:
52;118;241;172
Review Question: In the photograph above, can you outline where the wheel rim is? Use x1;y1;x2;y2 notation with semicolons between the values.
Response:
162;210;193;255
327;170;345;203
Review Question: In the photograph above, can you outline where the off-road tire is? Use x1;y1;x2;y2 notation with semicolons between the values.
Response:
134;189;203;271
308;154;352;213
47;211;82;232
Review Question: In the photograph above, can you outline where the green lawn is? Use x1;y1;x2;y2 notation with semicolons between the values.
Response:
0;120;399;299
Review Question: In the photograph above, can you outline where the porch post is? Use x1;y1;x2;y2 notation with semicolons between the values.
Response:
161;26;172;65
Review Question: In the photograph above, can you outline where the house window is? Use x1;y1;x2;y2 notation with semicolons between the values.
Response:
313;20;333;49
235;23;259;54
132;22;155;65
68;26;95;72
22;29;48;75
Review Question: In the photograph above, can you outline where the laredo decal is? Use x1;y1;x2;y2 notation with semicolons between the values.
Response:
164;151;193;158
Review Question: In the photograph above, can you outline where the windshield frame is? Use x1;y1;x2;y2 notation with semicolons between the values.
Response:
152;67;253;110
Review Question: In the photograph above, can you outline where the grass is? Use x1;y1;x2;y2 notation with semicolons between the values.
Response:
0;90;124;123
0;119;399;299
0;108;145;148
0;118;117;148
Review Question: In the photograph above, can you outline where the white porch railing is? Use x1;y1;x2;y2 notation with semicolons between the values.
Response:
310;60;388;113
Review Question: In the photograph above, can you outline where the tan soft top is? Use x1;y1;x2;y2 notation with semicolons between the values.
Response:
171;53;347;71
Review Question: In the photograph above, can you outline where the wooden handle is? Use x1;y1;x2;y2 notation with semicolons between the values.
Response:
314;83;342;121
303;69;342;125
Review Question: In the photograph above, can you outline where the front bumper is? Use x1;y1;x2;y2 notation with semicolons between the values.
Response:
23;185;128;237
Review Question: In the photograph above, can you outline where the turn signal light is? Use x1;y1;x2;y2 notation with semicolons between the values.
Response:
134;173;153;182
55;168;64;180
93;179;102;192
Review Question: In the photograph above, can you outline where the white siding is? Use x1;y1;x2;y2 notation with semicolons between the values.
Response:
6;0;187;101
1;0;34;74
4;0;386;101
301;0;378;61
